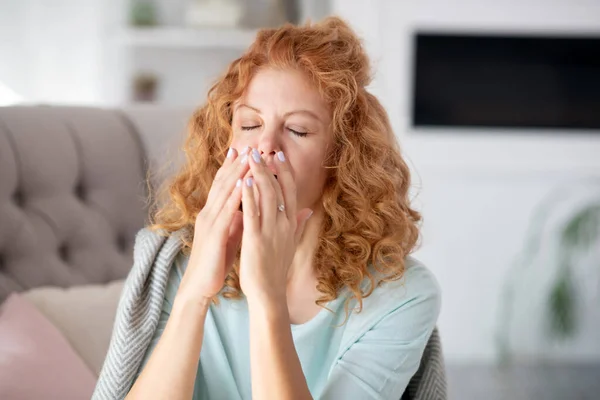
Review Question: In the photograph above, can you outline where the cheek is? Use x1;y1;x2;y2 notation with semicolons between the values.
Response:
231;140;248;151
290;156;327;195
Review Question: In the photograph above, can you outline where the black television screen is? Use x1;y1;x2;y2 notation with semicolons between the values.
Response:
412;33;600;130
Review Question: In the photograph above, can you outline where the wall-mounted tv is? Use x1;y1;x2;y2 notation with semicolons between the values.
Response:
412;33;600;131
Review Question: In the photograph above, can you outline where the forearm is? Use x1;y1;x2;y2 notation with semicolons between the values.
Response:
248;298;312;400
126;295;210;400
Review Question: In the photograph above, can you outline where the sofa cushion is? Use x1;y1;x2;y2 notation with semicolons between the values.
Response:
22;279;125;376
0;293;97;399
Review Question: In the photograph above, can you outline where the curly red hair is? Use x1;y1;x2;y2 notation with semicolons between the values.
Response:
149;16;422;315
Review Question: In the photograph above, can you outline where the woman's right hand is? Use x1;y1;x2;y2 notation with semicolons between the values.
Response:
177;146;250;303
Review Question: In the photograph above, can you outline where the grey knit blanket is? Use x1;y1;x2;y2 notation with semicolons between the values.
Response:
93;228;183;399
93;228;447;400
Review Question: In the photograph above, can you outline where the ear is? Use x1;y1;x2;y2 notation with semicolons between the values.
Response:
294;208;314;244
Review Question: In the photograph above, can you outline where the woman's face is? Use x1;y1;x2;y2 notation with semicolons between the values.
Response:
231;67;333;212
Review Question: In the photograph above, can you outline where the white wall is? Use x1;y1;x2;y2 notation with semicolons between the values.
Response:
0;0;107;105
333;0;600;363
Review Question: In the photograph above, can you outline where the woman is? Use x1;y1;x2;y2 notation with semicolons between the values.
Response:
94;16;441;400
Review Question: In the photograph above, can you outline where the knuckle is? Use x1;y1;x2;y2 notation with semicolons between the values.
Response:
214;168;226;181
211;178;223;193
263;191;277;202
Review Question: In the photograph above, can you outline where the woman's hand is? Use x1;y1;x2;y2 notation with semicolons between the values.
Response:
239;148;314;304
177;146;250;303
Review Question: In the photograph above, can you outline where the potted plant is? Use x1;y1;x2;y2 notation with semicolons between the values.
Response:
496;184;600;364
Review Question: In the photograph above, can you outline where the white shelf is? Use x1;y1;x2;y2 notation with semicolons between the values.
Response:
119;26;259;49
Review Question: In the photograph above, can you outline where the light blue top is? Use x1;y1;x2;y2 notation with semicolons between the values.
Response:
135;252;441;400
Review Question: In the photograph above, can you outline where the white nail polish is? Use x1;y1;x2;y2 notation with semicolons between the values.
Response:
236;179;242;188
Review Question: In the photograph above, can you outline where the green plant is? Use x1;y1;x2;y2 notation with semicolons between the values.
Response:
496;186;600;364
548;203;600;337
130;1;158;27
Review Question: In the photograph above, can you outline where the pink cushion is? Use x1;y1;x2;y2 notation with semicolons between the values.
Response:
0;293;96;399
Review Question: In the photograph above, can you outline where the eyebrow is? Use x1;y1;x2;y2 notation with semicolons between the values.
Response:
235;103;323;124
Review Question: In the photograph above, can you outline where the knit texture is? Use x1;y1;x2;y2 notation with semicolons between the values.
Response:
92;228;181;399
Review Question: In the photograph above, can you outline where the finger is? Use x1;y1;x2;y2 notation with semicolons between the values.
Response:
242;176;259;234
241;169;261;216
214;177;244;233
213;146;238;182
205;146;250;221
273;150;296;221
206;146;242;207
248;148;283;228
224;210;243;269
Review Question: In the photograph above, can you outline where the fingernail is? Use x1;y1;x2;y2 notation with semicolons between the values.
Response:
236;178;242;188
246;177;253;187
227;147;235;158
240;146;250;155
252;148;262;164
277;151;286;162
241;154;248;164
306;210;314;220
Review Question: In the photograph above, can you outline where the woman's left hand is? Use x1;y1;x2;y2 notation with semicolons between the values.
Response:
238;148;314;305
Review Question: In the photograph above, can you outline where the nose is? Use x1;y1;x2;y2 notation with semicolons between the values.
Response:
255;125;280;163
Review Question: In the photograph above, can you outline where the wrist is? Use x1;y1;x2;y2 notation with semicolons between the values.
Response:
246;294;289;321
173;292;212;316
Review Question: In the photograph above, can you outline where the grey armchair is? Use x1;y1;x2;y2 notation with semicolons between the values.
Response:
402;327;447;400
0;105;190;301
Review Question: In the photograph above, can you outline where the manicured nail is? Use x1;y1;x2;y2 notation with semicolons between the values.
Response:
277;151;286;162
241;154;248;164
306;210;314;220
227;147;235;158
246;177;253;187
236;178;242;188
252;148;262;164
240;146;251;155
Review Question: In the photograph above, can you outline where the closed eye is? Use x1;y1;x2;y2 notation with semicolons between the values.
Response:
241;125;308;138
288;128;308;137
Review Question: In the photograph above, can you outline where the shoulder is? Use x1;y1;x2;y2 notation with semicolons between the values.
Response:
364;256;441;314
329;258;442;398
393;255;442;307
341;256;442;342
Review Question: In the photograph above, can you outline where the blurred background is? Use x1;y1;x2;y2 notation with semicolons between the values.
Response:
1;0;600;399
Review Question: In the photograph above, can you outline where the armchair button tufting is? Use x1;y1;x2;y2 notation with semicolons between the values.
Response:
58;243;69;261
116;234;127;252
75;183;86;200
12;190;25;207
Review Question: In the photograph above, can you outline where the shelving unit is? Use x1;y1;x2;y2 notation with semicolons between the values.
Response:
102;0;332;107
120;26;259;49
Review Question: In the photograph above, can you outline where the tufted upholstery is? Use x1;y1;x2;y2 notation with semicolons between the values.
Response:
0;105;190;301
